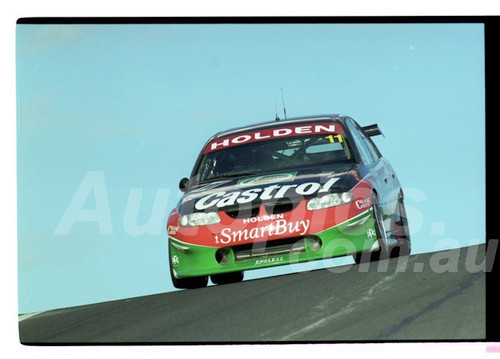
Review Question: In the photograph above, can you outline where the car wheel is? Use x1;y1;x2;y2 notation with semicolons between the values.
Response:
211;271;244;285
353;192;389;263
389;193;411;258
169;259;208;289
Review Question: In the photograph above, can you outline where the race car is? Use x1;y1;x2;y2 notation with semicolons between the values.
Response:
167;115;410;288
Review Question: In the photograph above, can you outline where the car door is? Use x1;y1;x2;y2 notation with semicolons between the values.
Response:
346;118;393;218
361;130;400;212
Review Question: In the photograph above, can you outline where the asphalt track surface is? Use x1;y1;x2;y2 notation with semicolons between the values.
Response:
19;244;486;344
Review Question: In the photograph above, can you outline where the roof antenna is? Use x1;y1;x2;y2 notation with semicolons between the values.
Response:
281;88;287;120
275;103;280;122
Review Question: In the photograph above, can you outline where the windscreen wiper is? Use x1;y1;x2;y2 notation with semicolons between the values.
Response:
206;171;258;181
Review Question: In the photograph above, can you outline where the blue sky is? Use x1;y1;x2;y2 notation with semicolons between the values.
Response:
16;23;485;314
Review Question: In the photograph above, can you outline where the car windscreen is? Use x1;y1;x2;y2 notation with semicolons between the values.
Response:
196;133;354;183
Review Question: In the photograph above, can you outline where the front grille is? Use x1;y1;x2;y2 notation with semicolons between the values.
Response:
225;203;260;219
264;197;299;215
233;237;306;261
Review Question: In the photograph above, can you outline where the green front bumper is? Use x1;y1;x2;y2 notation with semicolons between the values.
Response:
169;209;377;278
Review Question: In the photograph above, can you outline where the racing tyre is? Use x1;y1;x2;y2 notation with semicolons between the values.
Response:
353;192;389;264
389;193;411;258
211;271;244;285
170;272;208;289
169;259;208;289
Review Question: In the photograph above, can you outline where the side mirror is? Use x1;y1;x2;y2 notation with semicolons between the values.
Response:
362;124;384;137
179;177;189;192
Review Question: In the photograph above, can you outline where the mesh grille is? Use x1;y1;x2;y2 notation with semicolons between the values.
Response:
232;237;306;261
264;197;299;215
224;203;260;219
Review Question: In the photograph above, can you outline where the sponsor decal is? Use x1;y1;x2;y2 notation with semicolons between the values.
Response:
195;176;340;210
214;219;310;244
355;198;372;209
167;225;179;235
171;255;180;267
237;172;297;188
243;213;284;224
255;257;284;265
367;228;377;239
204;123;344;153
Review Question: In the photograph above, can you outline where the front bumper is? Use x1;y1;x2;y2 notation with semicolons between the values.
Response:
169;208;377;279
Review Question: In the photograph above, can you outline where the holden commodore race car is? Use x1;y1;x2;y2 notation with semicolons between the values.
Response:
167;115;410;288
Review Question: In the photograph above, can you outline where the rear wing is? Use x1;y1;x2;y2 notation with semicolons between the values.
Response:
362;124;383;137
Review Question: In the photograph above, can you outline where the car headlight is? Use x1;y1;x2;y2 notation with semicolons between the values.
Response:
179;212;221;227
307;191;354;210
